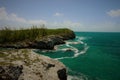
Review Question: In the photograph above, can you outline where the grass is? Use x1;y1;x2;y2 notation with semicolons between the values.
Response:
0;26;45;43
0;25;73;44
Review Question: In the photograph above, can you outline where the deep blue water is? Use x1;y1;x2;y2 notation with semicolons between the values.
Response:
35;32;120;80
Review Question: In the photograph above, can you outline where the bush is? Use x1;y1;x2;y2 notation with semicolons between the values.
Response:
0;25;73;44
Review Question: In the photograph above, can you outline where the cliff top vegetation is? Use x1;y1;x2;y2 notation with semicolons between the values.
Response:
0;25;74;44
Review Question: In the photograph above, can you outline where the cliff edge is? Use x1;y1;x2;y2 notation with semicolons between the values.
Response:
0;49;67;80
0;28;75;50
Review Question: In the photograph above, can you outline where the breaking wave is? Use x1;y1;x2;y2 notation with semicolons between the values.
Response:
54;36;89;60
35;36;89;60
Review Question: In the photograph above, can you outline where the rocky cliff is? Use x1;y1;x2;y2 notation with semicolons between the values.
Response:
0;30;75;50
0;49;67;80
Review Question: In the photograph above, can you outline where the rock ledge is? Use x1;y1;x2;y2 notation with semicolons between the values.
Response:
0;49;67;80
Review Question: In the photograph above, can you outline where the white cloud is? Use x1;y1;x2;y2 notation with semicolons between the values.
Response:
48;21;120;32
0;7;46;26
107;9;120;17
54;12;63;17
79;22;120;32
46;21;81;31
63;21;81;27
28;20;47;24
9;13;26;23
0;7;26;22
0;7;8;20
0;7;80;30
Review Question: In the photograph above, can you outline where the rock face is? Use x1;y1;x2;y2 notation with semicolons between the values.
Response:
57;68;67;80
0;65;23;80
0;30;75;50
30;30;75;50
29;35;65;50
0;49;67;80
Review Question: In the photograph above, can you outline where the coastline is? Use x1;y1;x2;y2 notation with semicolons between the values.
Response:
0;28;76;80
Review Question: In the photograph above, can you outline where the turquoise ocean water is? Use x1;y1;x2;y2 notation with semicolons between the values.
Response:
35;32;120;80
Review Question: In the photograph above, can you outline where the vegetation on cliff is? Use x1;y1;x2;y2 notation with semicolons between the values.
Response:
0;25;75;49
0;25;75;44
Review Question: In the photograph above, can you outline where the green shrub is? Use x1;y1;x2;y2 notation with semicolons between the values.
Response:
0;25;73;44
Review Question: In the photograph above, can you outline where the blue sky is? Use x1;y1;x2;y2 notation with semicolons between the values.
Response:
0;0;120;32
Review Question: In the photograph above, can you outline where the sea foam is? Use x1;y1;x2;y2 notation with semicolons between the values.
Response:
36;36;89;60
54;36;89;60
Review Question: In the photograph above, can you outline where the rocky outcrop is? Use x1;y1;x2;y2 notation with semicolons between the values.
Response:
60;30;75;40
0;49;67;80
57;68;67;80
0;30;75;50
0;65;23;80
29;35;65;49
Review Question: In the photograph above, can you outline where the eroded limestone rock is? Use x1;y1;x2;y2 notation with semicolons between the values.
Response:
0;49;67;80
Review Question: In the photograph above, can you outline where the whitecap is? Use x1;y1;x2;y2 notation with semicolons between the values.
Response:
65;41;81;45
74;46;89;57
61;48;73;52
78;36;87;40
54;46;89;60
54;56;72;60
37;36;89;60
65;42;79;54
66;39;89;58
76;37;85;44
54;40;89;60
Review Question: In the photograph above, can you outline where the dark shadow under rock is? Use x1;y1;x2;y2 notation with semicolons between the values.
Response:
57;68;67;80
0;65;23;80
